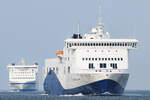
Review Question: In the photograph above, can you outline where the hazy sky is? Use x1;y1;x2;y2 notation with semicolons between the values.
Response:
0;0;149;90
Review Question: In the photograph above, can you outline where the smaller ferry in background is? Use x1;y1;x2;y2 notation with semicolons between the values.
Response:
7;59;38;92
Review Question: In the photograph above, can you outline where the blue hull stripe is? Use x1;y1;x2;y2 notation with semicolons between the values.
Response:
44;71;124;95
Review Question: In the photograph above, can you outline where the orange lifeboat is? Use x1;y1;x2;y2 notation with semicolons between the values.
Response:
56;50;63;55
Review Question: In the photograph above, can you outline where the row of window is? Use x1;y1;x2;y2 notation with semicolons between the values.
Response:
89;63;118;69
83;58;123;61
11;77;35;79
12;74;34;76
67;42;137;47
11;72;34;74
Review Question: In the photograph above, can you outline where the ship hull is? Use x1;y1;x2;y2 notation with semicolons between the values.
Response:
44;71;129;95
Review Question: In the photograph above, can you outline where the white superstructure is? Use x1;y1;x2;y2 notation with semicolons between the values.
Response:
7;59;38;92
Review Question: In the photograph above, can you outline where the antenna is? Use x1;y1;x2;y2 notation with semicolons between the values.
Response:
98;0;103;25
96;0;104;38
77;20;80;34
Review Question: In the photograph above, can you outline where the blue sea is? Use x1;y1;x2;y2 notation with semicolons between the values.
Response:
0;90;150;100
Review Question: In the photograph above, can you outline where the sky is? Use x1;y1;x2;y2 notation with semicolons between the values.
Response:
0;0;150;90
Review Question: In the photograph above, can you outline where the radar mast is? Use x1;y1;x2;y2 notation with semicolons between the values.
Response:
96;0;104;38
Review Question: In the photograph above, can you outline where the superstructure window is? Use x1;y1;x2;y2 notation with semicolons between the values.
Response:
69;43;71;47
112;43;115;46
96;43;98;46
99;43;101;46
90;43;92;46
93;43;95;46
117;43;119;46
89;63;94;69
82;58;84;61
110;43;112;46
99;58;101;60
100;63;107;68
68;67;70;73
121;58;123;61
85;43;87;46
107;43;109;46
110;63;118;69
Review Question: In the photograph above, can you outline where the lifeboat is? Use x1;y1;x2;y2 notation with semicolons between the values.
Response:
56;51;63;58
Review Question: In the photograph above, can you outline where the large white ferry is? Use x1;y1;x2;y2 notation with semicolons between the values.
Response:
7;59;38;92
43;4;138;95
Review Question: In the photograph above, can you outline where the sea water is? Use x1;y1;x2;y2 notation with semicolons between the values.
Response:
0;90;150;100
